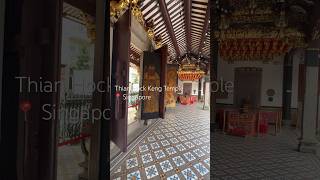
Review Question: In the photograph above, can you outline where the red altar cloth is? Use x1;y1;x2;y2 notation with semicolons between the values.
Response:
179;95;197;105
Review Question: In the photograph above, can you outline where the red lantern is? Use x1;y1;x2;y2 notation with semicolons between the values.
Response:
20;100;32;112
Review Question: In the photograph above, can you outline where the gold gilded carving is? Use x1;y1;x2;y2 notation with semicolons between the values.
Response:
110;0;162;48
82;13;96;43
143;66;160;113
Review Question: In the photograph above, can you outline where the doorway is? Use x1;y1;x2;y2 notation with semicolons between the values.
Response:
183;83;192;95
56;4;96;180
234;67;262;108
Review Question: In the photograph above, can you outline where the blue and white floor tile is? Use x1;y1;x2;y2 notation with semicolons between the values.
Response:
111;104;210;179
212;128;320;179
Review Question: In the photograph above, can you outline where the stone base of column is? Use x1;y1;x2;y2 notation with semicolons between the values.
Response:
298;139;320;157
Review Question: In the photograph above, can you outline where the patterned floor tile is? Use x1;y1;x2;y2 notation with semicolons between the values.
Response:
172;156;186;167
145;165;159;179
126;157;138;169
185;152;197;162
166;147;177;155
212;128;320;179
150;142;160;150
167;174;180;180
154;149;166;160
111;104;210;179
193;163;209;176
139;144;149;153
141;153;153;164
181;168;198;180
160;160;174;173
127;170;141;180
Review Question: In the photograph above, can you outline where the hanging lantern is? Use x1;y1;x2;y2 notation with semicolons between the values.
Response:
177;63;205;81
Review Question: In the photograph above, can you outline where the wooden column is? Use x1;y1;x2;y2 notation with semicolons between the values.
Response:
198;78;202;100
88;0;110;179
282;50;294;126
210;2;219;129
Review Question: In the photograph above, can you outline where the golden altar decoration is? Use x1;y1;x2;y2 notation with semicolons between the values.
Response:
177;64;205;81
215;0;307;62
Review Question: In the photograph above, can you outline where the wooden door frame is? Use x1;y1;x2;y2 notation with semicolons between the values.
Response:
12;0;63;179
1;1;21;179
110;10;131;152
88;0;110;179
156;45;167;118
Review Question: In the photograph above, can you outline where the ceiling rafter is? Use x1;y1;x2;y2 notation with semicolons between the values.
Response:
198;1;210;55
139;0;209;63
177;52;209;64
158;0;181;57
184;0;192;52
64;0;95;16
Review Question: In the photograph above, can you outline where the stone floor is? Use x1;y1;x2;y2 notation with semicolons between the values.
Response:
111;103;210;180
212;128;320;180
57;144;84;180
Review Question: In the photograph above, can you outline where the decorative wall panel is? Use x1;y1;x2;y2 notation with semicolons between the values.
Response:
166;65;178;108
141;52;161;119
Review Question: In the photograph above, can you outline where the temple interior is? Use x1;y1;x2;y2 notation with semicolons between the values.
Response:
54;0;320;179
4;0;320;179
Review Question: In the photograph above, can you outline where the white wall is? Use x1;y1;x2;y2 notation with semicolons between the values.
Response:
131;16;151;51
216;56;285;107
60;18;94;96
217;53;301;108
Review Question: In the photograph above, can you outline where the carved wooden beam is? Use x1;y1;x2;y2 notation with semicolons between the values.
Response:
198;1;210;55
184;0;191;52
158;0;181;56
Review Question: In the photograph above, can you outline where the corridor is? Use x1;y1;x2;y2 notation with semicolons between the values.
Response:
111;104;210;179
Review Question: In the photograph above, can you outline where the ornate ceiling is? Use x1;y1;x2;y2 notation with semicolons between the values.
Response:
63;0;320;64
139;0;210;63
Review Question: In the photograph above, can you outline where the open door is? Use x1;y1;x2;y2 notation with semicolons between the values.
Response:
110;10;131;152
141;46;167;120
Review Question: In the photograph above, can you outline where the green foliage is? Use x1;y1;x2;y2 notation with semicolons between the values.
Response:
75;45;90;70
